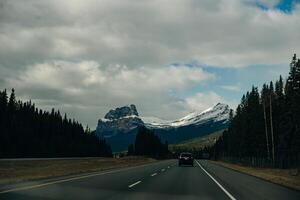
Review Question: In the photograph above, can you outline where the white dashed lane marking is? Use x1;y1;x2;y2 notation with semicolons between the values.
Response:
128;181;142;188
151;173;157;177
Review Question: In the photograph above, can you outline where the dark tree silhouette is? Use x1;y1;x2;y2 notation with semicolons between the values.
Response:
128;126;169;158
202;54;300;168
0;89;112;158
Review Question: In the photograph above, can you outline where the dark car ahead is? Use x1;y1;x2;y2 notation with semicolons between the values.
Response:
178;152;194;166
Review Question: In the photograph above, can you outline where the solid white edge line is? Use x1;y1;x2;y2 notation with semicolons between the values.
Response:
128;181;141;188
151;173;157;177
195;160;236;200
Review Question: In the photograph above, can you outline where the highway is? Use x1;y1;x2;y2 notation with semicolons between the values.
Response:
0;160;299;200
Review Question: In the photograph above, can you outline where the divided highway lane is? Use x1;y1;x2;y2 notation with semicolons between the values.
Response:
199;160;300;200
121;160;231;200
1;159;300;200
0;160;175;200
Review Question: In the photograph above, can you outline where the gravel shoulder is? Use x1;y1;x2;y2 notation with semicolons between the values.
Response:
212;160;300;191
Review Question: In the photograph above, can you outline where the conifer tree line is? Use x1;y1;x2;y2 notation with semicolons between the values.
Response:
210;54;300;168
0;89;112;158
127;126;169;158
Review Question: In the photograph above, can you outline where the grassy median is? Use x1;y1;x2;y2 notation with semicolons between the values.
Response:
212;160;300;191
0;156;156;186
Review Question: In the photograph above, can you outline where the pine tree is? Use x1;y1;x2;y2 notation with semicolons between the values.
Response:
127;144;134;156
285;54;298;98
8;88;16;112
275;76;284;98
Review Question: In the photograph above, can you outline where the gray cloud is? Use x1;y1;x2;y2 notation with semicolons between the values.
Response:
1;0;299;68
0;0;299;127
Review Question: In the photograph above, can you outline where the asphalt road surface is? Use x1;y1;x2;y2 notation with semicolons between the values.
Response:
1;160;299;200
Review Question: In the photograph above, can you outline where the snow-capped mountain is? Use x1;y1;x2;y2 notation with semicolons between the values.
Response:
95;103;230;152
142;103;230;129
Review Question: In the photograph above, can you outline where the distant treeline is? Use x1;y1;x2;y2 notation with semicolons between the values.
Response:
127;126;170;158
0;89;112;158
208;54;300;168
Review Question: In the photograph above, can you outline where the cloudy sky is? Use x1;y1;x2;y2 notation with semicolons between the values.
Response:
0;0;300;128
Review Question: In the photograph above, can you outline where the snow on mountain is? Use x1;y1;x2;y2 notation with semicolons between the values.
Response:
143;103;230;129
104;104;139;120
140;116;172;129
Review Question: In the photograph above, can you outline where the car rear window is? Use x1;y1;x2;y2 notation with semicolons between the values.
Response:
181;153;192;158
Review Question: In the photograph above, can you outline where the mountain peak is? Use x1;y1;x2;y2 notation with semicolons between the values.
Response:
104;104;139;120
214;102;228;108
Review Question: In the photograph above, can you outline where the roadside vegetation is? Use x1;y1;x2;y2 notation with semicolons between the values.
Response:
208;54;300;169
0;157;155;186
0;89;112;158
170;130;224;153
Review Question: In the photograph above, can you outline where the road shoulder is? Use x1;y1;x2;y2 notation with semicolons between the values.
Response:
0;156;156;189
210;160;300;191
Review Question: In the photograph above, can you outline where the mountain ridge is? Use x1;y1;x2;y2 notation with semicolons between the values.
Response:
95;103;230;152
142;103;229;129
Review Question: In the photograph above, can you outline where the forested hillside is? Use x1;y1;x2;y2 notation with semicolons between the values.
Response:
127;126;169;158
211;54;300;168
0;89;112;158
